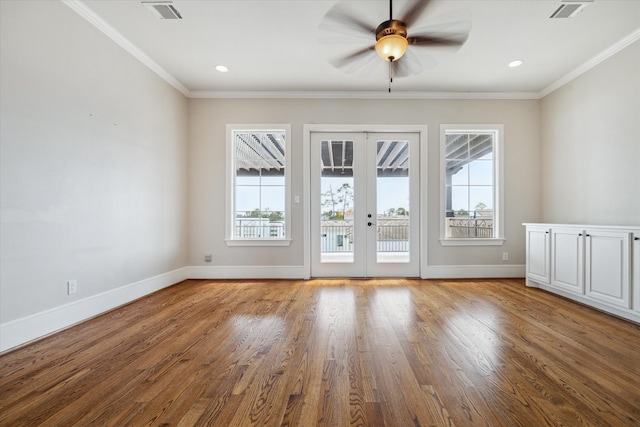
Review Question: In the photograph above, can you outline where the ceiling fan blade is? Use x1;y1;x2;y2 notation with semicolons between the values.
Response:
408;32;468;47
319;22;374;38
354;53;382;77
392;59;419;79
318;36;371;45
331;46;377;74
392;48;435;78
320;3;377;37
408;17;471;47
400;0;432;28
408;9;472;37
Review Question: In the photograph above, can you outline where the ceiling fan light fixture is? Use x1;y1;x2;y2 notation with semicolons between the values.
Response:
375;34;408;62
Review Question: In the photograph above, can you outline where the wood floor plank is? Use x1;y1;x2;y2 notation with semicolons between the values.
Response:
2;278;640;426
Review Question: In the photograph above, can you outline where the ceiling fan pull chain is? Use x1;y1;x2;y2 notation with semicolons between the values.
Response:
388;60;392;93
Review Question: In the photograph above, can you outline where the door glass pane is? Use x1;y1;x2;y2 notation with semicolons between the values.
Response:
376;139;410;263
320;140;354;263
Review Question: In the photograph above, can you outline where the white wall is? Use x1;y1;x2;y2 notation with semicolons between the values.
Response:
188;98;542;275
541;40;640;225
0;1;189;349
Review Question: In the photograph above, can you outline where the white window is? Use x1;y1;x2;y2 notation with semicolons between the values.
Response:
440;125;504;246
226;124;291;246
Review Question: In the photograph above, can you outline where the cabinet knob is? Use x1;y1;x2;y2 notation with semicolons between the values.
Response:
578;233;582;236
586;234;591;237
635;237;640;241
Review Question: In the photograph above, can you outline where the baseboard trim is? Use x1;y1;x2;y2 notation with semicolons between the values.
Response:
189;265;524;280
188;265;308;279
0;267;189;352
422;264;526;279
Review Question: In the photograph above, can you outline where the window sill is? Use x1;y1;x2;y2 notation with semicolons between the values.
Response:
225;239;292;247
439;238;505;246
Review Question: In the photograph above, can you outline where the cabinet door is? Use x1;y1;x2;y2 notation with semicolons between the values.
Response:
526;226;550;284
634;234;640;313
584;230;630;308
551;228;584;294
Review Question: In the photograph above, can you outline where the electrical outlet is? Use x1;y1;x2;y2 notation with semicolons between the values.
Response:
68;280;77;295
204;254;212;262
502;252;509;261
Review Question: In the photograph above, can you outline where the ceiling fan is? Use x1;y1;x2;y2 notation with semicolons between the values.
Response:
320;0;471;91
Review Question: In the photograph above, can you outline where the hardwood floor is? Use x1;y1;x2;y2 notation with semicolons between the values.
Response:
1;278;639;426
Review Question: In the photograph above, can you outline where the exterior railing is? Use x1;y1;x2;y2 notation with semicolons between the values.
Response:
235;219;285;238
321;224;354;252
446;217;493;238
376;224;409;251
234;218;413;250
321;219;410;252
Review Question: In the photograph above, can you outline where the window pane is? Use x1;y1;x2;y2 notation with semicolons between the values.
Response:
469;160;493;185
443;128;498;240
231;128;288;240
469;134;493;159
236;175;260;186
260;174;285;185
451;186;469;213
470;186;493;210
377;177;409;214
445;134;468;160
447;162;468;186
236;186;260;214
261;186;285;212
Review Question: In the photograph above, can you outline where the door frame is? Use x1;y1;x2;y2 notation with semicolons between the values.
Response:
302;124;428;279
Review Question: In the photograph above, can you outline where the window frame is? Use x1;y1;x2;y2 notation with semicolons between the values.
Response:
225;124;292;246
439;124;505;246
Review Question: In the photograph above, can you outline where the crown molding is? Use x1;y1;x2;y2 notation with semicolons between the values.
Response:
539;28;640;98
62;0;190;97
188;90;541;100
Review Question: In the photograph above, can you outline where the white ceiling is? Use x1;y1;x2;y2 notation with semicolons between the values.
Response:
71;0;640;97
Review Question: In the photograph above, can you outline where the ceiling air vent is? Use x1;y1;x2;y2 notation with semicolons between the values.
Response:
143;1;183;20
550;1;592;19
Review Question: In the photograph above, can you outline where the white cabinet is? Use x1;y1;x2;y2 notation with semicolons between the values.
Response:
525;226;550;285
633;234;640;314
584;229;630;308
524;223;640;324
550;228;584;295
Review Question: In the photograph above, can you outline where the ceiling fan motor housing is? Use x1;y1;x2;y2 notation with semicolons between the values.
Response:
375;19;408;40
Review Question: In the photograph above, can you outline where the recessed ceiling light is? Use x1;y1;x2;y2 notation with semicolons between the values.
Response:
508;60;524;68
215;65;229;73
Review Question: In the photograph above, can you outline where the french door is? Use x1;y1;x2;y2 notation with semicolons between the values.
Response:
310;132;420;277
